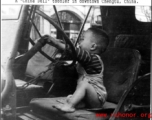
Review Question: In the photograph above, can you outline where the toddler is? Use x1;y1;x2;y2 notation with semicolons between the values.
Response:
43;27;109;112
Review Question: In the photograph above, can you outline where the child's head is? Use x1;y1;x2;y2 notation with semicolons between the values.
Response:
79;27;109;54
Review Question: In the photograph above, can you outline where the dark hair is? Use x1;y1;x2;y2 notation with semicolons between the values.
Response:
87;27;109;52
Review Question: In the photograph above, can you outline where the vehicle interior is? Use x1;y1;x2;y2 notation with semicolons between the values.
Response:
1;5;151;120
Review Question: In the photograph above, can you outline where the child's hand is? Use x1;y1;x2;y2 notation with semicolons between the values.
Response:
42;35;56;46
42;35;65;51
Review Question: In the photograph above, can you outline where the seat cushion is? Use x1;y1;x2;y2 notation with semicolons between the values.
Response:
30;97;116;120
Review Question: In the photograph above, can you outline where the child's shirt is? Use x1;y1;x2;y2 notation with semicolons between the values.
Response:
75;46;102;75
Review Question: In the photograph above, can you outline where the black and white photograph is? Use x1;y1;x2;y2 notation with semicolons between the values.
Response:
1;2;151;120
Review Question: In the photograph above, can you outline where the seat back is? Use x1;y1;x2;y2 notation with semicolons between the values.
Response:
26;41;58;78
101;48;141;103
114;34;150;75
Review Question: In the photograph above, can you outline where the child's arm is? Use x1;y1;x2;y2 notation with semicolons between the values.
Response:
43;35;65;51
42;35;92;64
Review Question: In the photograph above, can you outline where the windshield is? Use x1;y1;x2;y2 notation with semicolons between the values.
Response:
2;5;22;20
135;6;151;22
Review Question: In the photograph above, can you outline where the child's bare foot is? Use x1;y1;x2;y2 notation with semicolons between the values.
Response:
53;103;75;113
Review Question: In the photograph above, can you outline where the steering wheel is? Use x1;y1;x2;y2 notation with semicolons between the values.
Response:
35;9;77;66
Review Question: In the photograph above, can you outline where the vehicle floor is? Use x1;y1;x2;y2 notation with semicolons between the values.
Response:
16;106;52;120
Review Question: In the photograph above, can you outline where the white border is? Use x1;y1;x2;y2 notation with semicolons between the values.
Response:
1;0;151;6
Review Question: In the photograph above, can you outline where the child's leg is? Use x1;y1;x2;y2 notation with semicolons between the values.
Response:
67;95;86;109
54;79;101;112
